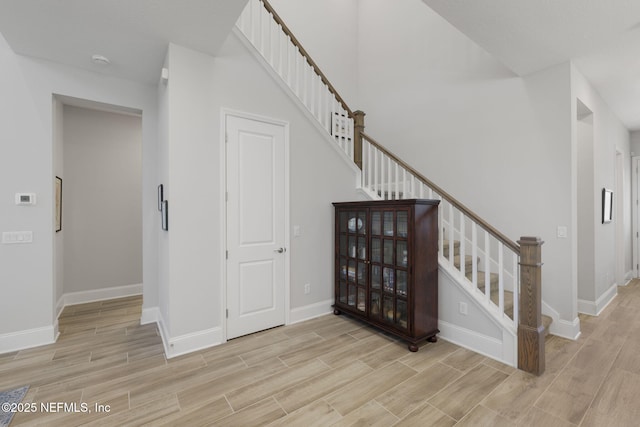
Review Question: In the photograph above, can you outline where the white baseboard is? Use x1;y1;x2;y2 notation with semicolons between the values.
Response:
0;325;57;354
578;283;617;316
165;326;223;359
624;270;634;282
438;320;513;366
289;299;333;324
60;283;143;310
141;307;160;325
145;307;222;359
2;285;142;355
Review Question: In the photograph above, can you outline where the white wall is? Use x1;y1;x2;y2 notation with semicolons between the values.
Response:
0;34;55;348
62;106;142;294
0;31;158;352
156;55;171;333
53;98;64;313
157;32;364;355
571;65;631;314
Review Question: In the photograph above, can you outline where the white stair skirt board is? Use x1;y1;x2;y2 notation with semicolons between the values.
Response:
438;264;517;366
290;299;334;324
542;300;581;340
438;320;516;367
577;283;618;316
0;325;57;354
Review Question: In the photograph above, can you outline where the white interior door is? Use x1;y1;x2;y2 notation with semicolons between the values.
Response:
226;114;287;339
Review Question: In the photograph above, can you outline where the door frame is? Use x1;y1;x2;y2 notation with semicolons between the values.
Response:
633;156;640;278
219;108;290;342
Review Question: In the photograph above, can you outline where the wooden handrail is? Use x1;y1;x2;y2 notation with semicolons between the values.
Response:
361;131;520;254
261;0;354;118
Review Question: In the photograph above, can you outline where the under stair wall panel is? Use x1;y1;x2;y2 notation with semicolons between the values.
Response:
438;266;516;365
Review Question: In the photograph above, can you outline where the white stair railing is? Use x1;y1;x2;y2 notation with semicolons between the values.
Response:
236;0;355;158
361;133;520;329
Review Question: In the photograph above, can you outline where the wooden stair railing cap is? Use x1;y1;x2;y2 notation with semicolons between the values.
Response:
518;236;544;245
518;237;544;267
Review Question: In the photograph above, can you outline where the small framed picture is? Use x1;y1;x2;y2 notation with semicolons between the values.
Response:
55;176;62;232
161;200;169;231
157;184;164;211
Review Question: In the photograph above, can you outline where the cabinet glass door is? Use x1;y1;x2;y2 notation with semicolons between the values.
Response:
394;209;410;331
337;209;368;313
369;208;410;331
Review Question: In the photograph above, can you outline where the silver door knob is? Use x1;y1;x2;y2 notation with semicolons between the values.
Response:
274;247;286;253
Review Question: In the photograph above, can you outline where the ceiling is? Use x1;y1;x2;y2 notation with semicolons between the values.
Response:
0;0;248;85
2;0;640;130
423;0;640;130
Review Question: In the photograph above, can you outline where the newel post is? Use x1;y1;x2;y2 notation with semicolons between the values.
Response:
353;110;366;170
517;236;545;375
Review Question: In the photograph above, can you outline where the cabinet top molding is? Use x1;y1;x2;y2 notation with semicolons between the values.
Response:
333;199;441;208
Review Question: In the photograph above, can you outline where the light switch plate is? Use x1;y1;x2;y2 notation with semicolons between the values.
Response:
557;226;567;238
2;231;33;244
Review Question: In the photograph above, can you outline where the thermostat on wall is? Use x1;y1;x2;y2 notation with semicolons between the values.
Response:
15;193;36;205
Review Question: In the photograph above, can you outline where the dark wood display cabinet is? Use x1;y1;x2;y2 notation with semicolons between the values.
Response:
333;199;440;351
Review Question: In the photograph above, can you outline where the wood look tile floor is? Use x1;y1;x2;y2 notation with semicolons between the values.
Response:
3;281;640;426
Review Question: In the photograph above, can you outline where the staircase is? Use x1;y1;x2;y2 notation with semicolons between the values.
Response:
444;239;513;316
443;238;552;334
233;0;548;374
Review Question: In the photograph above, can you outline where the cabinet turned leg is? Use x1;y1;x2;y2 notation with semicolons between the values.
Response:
427;335;438;343
333;309;341;315
408;343;419;352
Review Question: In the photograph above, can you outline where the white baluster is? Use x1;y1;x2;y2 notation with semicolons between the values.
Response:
259;1;266;55
408;173;414;198
498;242;504;315
249;0;256;44
366;141;372;192
277;27;284;77
318;84;324;129
484;231;490;303
387;157;393;200
438;194;444;255
374;145;379;195
268;18;275;66
459;212;466;279
294;48;300;97
302;63;309;107
471;222;478;288
394;162;399;200
513;252;519;326
402;169;407;199
448;204;454;268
